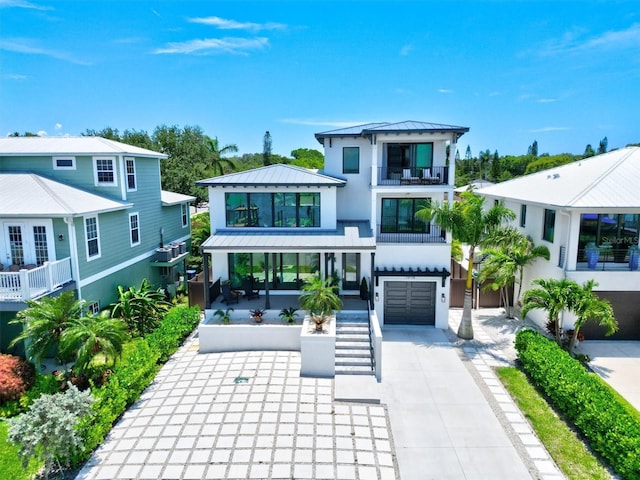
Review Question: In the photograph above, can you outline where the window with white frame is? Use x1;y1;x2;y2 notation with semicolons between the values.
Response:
85;216;101;259
94;157;117;186
125;157;136;191
53;156;76;170
87;302;100;315
181;203;188;227
129;212;140;246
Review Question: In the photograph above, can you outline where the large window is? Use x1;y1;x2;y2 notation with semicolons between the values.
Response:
543;209;555;242
380;198;430;233
94;157;116;186
578;213;640;260
225;192;320;228
343;147;360;174
125;157;136;191
181;204;189;228
228;252;320;290
129;213;140;246
85;216;100;259
386;143;433;173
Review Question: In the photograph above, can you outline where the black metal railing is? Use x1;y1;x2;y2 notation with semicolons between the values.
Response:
376;166;449;185
577;247;640;271
376;224;446;243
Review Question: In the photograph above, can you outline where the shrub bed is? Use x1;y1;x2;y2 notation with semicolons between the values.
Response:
0;355;35;415
515;329;640;480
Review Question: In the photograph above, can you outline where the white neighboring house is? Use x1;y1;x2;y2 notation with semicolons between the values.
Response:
476;146;640;340
197;121;469;328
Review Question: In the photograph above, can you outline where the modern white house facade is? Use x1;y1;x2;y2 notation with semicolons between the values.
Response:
477;147;640;340
198;121;469;328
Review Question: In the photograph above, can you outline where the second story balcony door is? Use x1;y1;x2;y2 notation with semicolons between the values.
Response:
3;222;52;268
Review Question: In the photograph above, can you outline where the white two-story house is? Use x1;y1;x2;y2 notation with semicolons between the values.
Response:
198;121;469;328
477;146;640;340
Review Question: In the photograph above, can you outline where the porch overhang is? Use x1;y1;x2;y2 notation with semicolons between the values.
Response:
374;266;451;287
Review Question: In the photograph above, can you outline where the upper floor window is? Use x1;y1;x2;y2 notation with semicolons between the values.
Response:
181;203;189;228
225;192;320;228
125;157;136;191
543;209;555;242
85;216;101;259
94;157;117;186
380;198;430;233
129;213;140;246
53;156;75;170
343;147;360;174
520;204;527;228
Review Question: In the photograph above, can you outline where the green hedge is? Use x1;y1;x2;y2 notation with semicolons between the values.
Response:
73;305;201;464
515;329;640;479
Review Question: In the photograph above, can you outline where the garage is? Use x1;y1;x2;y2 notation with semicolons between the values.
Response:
384;281;436;325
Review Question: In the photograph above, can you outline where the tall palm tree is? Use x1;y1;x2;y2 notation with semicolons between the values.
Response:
521;278;578;345
205;136;238;176
9;291;84;365
417;191;515;339
568;280;617;351
60;314;128;378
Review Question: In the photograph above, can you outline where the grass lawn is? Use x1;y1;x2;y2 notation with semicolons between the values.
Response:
0;420;41;480
497;366;611;480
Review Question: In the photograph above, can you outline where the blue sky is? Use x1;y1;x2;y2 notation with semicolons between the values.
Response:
1;0;639;158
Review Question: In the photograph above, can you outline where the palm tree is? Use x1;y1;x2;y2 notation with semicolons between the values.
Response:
111;279;169;336
481;228;550;316
205;136;238;176
568;280;617;351
521;278;578;345
9;291;84;365
417;191;515;339
299;275;343;330
59;313;128;379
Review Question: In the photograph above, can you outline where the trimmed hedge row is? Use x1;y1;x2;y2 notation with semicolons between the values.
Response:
515;329;640;480
73;305;201;465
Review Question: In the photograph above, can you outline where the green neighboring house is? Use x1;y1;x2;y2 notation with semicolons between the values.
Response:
0;136;195;353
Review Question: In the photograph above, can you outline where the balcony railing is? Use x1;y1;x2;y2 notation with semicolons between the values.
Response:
376;166;449;186
0;258;73;302
576;247;640;271
377;225;446;244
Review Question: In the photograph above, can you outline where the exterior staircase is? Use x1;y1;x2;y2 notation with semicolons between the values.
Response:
335;312;374;376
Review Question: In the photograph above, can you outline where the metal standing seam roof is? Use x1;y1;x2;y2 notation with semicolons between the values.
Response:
476;146;640;209
200;221;375;251
314;120;470;143
0;173;132;217
0;136;168;158
197;164;346;187
161;190;196;206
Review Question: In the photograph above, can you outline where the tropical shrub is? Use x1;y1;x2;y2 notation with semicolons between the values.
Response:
146;305;201;362
110;279;170;336
0;355;35;405
515;329;640;479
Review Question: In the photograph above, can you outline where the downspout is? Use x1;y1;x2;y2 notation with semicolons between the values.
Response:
118;155;127;201
64;216;81;299
558;210;572;331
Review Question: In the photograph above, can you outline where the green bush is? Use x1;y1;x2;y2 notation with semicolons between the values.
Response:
146;305;201;362
515;329;640;479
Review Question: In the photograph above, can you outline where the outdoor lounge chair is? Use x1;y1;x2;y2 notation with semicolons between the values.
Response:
221;283;240;304
242;277;260;300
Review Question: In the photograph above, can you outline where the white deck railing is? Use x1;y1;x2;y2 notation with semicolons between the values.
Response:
0;258;73;302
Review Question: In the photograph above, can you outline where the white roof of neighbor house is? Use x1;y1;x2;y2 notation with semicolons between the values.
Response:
454;179;495;194
197;164;346;187
201;221;375;251
476;147;640;209
161;190;196;206
0;173;132;217
0;136;167;158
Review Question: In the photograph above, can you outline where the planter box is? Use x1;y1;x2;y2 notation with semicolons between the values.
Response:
300;316;336;378
199;310;302;353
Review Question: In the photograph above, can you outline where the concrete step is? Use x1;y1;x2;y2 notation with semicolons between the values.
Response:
336;340;370;349
336;357;373;367
337;334;370;343
335;365;375;375
336;326;369;335
336;348;372;357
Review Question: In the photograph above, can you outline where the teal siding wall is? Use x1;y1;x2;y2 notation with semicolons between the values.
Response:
0;311;24;355
52;217;71;259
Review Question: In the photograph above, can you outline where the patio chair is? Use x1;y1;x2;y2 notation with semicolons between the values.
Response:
242;277;260;300
221;283;240;304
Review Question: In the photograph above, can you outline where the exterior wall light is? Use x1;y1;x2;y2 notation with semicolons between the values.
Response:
441;293;446;303
58;234;64;241
374;292;379;302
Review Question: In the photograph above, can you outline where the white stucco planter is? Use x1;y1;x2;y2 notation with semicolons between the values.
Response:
198;310;302;353
300;315;336;378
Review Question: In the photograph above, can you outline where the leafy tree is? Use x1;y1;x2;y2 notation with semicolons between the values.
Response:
568;280;617;351
9;292;84;365
524;153;578;174
597;136;608;155
583;144;595;157
263;130;272;166
521;278;578;345
110;279;170;336
59;314;128;379
290;148;324;169
417;191;515;339
205;136;238;176
527;140;538;157
7;384;94;480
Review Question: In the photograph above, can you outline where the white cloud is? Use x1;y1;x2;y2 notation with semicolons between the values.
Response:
488;91;501;97
537;98;557;104
438;88;453;94
400;44;413;56
37;130;47;136
1;73;28;80
0;38;91;65
0;0;53;10
528;126;571;133
153;37;269;55
54;123;62;131
540;23;640;56
189;16;287;32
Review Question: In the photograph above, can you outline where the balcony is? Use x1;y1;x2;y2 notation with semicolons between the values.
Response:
376;166;449;186
377;225;446;244
575;246;639;272
0;258;73;303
